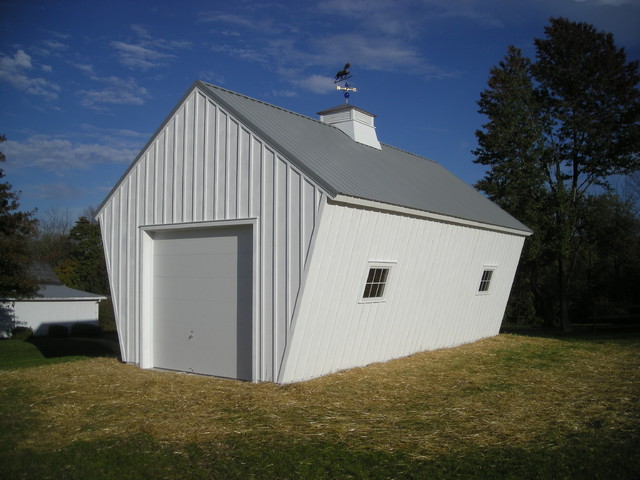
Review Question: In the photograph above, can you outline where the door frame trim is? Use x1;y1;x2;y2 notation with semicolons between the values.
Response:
138;219;258;381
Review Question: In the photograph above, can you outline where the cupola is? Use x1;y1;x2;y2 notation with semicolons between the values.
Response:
317;104;381;150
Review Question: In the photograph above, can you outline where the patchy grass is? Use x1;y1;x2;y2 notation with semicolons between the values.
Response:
1;332;639;479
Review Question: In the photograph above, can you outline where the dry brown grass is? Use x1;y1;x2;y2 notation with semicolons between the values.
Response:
3;332;638;465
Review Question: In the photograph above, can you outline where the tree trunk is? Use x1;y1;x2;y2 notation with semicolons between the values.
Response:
558;254;573;332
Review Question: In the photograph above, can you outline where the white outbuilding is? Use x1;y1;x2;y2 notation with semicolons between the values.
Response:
96;81;531;383
0;262;106;337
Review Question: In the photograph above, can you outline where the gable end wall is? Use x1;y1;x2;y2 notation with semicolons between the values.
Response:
98;87;326;381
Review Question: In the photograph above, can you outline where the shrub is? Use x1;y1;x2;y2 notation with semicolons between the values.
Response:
11;326;33;341
99;297;116;332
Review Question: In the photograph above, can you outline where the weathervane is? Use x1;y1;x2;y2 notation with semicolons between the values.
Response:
334;62;357;103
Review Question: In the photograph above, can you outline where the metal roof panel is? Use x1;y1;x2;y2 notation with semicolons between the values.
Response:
198;82;530;233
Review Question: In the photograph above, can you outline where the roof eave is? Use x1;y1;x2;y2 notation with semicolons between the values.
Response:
331;194;533;237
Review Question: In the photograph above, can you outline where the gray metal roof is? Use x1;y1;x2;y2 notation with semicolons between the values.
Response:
28;262;62;285
21;262;106;300
35;284;106;301
198;81;530;233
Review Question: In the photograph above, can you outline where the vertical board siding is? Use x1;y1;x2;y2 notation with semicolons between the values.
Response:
279;201;525;383
97;87;325;381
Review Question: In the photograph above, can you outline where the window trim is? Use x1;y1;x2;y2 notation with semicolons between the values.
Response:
359;261;395;304
477;266;497;295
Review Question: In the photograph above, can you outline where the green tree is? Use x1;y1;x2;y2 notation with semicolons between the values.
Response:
573;193;640;311
56;216;109;295
0;135;39;299
474;46;553;325
474;18;640;330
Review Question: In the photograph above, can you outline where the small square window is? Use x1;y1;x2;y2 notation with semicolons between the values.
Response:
478;269;494;292
362;267;390;300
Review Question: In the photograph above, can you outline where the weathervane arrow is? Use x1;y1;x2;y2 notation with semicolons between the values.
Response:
336;83;357;103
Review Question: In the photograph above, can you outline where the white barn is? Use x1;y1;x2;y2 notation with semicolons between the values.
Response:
96;81;531;383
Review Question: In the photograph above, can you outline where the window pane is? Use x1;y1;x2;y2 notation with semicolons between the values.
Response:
479;269;493;292
380;268;389;283
373;269;382;282
367;269;376;283
362;267;390;300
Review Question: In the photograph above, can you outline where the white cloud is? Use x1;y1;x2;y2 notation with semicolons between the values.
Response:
3;134;140;172
313;34;452;78
199;70;226;85
112;25;191;71
77;76;149;108
200;12;283;35
43;40;68;51
29;182;90;201
112;40;174;70
573;0;637;5
210;44;267;64
0;49;60;100
78;124;149;140
294;74;335;94
318;0;503;33
202;1;457;90
130;24;151;39
73;63;95;75
9;49;31;68
271;89;298;98
203;13;257;29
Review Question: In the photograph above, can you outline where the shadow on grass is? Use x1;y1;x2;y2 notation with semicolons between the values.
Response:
500;324;640;342
27;332;121;360
2;430;639;480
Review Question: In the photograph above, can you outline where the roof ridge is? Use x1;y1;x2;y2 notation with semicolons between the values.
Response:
200;81;325;126
200;82;436;163
380;142;437;164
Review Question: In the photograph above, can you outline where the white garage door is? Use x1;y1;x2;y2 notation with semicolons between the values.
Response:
152;225;252;380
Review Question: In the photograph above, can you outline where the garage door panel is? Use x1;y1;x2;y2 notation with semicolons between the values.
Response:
154;278;239;302
154;253;244;278
154;299;246;340
152;225;252;380
155;234;242;256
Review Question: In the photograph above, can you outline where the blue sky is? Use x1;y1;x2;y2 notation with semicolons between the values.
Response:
2;0;639;222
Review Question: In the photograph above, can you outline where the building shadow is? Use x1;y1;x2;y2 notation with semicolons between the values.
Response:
500;324;640;341
28;332;121;360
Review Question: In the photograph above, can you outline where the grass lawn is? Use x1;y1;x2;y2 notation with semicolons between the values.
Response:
1;331;638;479
0;339;90;370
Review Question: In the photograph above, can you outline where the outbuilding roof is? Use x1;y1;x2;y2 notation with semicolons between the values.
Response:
19;262;107;301
35;284;107;301
197;82;530;233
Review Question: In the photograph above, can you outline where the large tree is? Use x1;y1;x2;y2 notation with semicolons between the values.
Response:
0;135;39;299
474;46;554;325
474;18;640;330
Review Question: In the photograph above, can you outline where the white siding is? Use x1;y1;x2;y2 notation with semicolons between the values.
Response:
3;300;100;336
278;201;526;383
98;87;325;382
